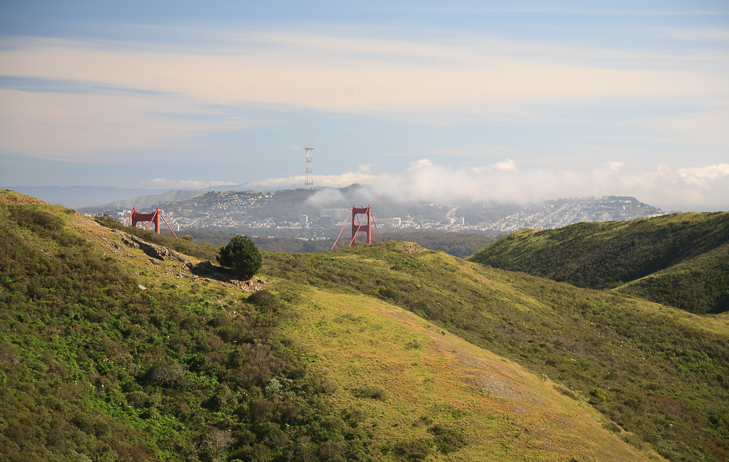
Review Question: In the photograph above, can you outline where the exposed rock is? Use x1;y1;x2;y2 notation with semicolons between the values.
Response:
138;285;146;290
118;232;190;263
401;244;424;254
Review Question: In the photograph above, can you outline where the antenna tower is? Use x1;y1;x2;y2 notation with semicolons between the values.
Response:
304;139;314;189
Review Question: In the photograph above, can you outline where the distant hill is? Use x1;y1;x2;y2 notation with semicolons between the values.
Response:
4;185;174;208
473;195;664;232
78;189;204;212
467;212;729;314
87;185;667;239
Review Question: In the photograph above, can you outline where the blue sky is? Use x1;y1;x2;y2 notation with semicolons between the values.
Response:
1;0;727;210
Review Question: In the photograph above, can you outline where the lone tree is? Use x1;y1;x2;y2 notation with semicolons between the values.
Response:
217;235;262;280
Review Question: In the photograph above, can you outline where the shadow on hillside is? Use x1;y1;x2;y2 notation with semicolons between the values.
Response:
186;260;267;291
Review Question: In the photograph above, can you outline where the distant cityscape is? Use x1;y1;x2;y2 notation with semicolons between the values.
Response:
87;188;667;238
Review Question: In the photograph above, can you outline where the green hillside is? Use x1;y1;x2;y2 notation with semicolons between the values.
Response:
0;192;377;461
264;243;729;462
467;212;729;314
3;190;728;461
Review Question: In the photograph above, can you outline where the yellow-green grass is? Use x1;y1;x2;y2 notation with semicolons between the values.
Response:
281;288;660;461
264;241;729;461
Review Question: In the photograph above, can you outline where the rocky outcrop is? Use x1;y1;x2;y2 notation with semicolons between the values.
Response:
118;232;190;264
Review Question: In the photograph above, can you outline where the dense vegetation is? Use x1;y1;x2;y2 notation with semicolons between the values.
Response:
264;243;729;462
0;198;379;461
467;212;729;314
617;242;729;314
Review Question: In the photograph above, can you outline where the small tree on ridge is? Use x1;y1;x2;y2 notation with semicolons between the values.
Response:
217;235;262;280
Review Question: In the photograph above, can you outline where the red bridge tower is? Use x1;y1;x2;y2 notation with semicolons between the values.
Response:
331;205;381;249
125;208;178;237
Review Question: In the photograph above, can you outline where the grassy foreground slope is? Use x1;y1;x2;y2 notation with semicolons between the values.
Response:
0;191;377;461
466;212;729;314
0;190;656;461
4;191;728;461
280;289;654;461
265;244;729;462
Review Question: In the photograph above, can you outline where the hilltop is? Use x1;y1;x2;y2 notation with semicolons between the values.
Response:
2;190;728;461
468;212;729;314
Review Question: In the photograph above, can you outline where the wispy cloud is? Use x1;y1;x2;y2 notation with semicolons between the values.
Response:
2;29;726;161
0;88;246;161
0;19;727;207
2;34;725;112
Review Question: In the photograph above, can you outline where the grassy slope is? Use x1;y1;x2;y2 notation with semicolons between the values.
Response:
0;191;378;462
0;193;660;461
280;289;655;461
265;243;729;462
466;212;729;314
4;191;728;461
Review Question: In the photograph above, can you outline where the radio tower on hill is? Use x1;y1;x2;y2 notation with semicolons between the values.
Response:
304;139;314;189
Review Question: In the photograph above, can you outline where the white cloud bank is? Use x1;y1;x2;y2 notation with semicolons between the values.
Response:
296;160;729;211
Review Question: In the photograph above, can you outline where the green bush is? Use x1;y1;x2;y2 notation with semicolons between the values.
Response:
392;438;432;461
589;387;607;404
427;424;467;454
217;235;263;280
353;386;388;401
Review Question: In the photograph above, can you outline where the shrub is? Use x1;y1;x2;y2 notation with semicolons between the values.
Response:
353;386;388;401
149;362;185;387
217;235;262;280
427;424;467;454
589;387;607;404
392;439;432;461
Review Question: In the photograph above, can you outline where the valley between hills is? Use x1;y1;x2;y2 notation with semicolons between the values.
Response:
1;189;727;462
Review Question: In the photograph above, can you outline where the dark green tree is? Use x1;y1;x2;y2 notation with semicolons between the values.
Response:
217;234;262;279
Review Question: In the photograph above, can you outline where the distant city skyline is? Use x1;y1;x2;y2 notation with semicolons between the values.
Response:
1;1;727;211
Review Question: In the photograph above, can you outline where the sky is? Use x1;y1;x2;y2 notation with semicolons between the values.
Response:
0;0;728;210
